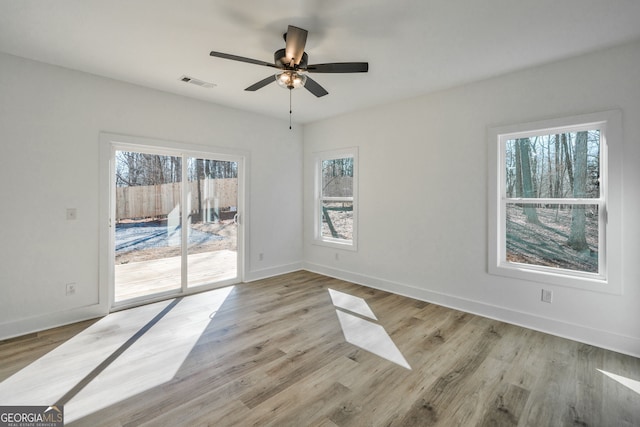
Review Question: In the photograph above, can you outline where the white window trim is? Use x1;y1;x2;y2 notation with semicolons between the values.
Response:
488;110;623;294
313;147;358;251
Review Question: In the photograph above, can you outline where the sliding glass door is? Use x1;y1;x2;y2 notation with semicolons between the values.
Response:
112;147;241;305
187;157;238;288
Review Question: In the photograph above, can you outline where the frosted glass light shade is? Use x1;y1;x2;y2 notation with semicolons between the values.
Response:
276;71;307;89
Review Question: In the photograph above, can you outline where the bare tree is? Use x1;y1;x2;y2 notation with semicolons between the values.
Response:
516;138;539;224
562;133;574;192
568;131;589;251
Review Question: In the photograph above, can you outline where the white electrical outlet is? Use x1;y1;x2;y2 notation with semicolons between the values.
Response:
66;283;76;296
541;289;553;303
335;253;339;261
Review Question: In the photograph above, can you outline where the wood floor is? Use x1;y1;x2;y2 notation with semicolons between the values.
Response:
1;271;639;426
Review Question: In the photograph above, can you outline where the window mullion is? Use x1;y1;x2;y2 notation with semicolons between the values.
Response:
322;197;354;202
504;198;602;205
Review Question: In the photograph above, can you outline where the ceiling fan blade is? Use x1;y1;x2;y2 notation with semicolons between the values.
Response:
210;51;280;69
285;25;308;66
245;75;276;91
304;76;329;97
306;62;369;73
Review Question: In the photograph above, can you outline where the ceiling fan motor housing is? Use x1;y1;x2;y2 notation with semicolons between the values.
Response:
274;48;308;69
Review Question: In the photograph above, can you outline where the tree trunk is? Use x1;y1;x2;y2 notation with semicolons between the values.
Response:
568;131;589;251
562;133;574;192
514;140;523;198
156;155;164;184
547;141;553;198
554;135;561;197
517;138;539;224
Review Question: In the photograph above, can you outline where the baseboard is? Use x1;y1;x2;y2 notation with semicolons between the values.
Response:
245;262;304;283
303;262;640;358
4;264;637;358
0;304;107;341
0;261;305;341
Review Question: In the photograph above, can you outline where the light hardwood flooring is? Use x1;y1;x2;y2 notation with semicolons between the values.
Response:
1;271;639;426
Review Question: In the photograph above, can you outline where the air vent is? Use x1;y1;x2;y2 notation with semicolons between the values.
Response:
179;75;216;89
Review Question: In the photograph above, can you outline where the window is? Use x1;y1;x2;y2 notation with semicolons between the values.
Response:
314;148;358;250
488;111;622;292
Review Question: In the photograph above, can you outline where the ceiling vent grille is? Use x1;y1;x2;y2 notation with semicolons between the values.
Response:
179;75;216;89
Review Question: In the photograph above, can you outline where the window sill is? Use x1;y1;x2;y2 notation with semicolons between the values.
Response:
488;262;622;295
312;238;357;252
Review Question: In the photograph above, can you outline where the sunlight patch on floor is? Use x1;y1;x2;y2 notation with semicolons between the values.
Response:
328;289;410;370
328;288;377;320
0;300;174;406
598;369;640;395
0;286;234;424
65;286;234;422
335;310;411;370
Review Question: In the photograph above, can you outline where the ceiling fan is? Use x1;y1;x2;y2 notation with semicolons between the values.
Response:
209;25;369;98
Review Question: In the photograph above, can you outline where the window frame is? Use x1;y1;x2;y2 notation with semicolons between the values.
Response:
313;147;358;251
488;111;622;294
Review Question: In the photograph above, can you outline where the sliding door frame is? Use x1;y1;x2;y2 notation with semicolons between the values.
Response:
99;133;248;311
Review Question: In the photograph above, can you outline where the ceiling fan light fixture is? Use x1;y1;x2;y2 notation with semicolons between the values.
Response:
276;71;306;90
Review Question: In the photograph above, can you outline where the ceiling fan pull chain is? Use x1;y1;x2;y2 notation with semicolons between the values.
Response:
289;88;293;130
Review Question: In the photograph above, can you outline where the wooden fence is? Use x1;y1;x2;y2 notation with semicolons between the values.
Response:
116;178;237;221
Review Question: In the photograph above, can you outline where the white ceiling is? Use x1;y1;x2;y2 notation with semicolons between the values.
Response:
2;1;640;124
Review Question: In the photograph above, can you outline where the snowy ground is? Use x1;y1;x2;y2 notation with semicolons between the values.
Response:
115;219;235;264
116;221;223;253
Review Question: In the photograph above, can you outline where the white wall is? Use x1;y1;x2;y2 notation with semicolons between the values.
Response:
2;40;639;357
303;40;640;357
0;52;303;339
